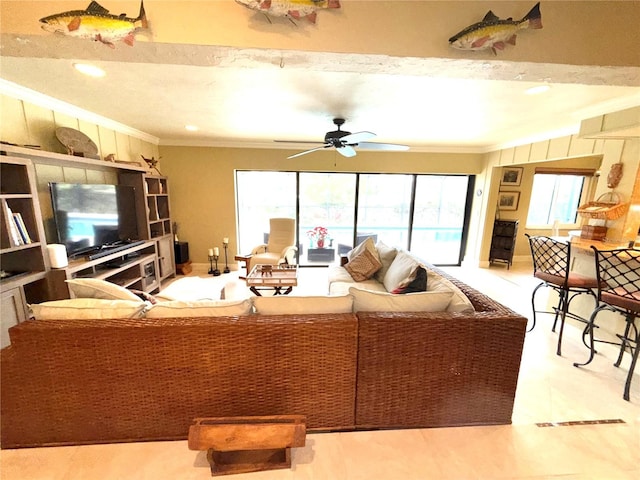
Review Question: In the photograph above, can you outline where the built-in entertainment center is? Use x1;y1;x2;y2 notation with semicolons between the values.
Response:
0;145;175;348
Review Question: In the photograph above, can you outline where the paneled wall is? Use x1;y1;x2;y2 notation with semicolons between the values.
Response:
0;93;159;163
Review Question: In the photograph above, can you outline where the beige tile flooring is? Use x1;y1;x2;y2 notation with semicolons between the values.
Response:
2;263;639;479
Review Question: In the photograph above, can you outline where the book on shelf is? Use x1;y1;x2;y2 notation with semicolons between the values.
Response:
2;200;24;247
13;212;32;244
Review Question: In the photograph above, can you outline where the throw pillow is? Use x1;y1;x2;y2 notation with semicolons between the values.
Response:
382;251;421;292
253;295;353;315
145;299;253;318
391;265;427;294
349;287;453;312
29;299;148;320
345;248;382;282
427;270;475;313
347;236;378;262
374;240;398;283
66;278;142;302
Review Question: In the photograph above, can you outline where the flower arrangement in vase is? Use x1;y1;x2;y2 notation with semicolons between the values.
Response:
307;226;329;248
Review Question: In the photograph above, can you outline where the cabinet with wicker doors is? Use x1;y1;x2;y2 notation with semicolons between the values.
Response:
489;219;519;269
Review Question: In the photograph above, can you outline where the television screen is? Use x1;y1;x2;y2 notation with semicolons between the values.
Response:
49;183;139;257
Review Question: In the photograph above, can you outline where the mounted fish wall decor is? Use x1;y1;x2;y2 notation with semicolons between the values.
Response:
39;0;148;48
235;0;341;25
448;2;542;55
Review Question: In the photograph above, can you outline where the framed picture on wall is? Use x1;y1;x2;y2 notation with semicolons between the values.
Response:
500;167;523;186
498;191;520;211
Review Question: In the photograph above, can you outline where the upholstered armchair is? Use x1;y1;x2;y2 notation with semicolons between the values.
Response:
250;218;297;266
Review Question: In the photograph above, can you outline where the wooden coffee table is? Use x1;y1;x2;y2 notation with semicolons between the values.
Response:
246;264;298;296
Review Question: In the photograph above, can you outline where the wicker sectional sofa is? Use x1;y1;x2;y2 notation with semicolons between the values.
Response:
1;265;527;449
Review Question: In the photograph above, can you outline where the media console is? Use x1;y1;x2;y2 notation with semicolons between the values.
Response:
49;240;160;297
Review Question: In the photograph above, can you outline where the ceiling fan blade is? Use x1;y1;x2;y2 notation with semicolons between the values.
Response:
337;145;357;158
275;140;325;145
358;142;410;151
287;145;330;159
341;131;376;144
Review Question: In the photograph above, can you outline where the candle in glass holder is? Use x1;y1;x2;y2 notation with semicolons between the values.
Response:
213;247;219;256
208;248;214;257
223;237;229;244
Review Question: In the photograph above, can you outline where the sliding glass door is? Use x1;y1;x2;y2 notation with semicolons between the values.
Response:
411;175;473;265
236;170;474;266
235;171;296;256
299;173;356;266
357;174;413;250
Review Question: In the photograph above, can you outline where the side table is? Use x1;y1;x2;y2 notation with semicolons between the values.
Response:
308;248;335;263
234;254;252;279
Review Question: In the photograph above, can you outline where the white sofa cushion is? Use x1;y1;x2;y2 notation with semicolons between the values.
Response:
349;287;453;313
253;295;353;315
327;265;356;284
30;299;148;320
427;270;475;313
146;299;252;318
66;278;142;302
382;251;421;292
374;240;398;283
329;279;386;296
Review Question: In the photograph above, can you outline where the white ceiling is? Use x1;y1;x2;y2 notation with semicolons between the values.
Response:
1;34;639;153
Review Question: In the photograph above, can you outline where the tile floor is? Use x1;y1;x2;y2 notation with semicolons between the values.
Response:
1;263;638;480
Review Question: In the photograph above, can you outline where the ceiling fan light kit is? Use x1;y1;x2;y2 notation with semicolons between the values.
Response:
284;118;409;159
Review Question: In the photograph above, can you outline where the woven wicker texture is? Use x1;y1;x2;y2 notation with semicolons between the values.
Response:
577;192;628;220
355;313;526;428
1;314;358;448
355;266;527;428
1;266;527;447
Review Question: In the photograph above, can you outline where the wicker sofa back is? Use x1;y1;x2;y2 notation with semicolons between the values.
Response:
1;269;527;448
356;268;527;428
1;314;359;448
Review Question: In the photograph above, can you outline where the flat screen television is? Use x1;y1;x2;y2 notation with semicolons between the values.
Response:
49;183;140;257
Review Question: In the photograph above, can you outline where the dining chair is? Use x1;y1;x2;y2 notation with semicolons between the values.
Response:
573;246;640;400
525;234;599;356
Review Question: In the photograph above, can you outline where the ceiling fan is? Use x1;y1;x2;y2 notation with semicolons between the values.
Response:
278;118;410;159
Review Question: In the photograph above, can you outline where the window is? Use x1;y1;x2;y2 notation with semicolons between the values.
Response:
526;174;586;227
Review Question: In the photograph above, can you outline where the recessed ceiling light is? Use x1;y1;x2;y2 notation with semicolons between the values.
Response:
73;63;105;78
525;85;550;95
185;125;199;131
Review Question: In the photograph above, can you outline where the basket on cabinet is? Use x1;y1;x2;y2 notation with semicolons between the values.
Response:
577;192;628;221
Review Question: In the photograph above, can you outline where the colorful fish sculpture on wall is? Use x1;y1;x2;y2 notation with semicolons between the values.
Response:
39;1;148;48
448;2;542;55
235;0;341;24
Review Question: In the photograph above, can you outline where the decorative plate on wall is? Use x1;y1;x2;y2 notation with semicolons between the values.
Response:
55;127;99;158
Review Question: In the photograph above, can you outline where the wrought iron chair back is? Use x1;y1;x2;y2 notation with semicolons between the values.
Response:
593;247;640;305
528;235;571;284
574;247;640;401
525;235;598;356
